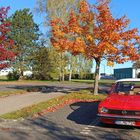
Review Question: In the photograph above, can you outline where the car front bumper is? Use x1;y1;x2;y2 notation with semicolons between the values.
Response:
98;114;140;127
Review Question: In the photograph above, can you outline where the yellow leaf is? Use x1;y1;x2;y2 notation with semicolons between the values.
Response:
107;61;114;67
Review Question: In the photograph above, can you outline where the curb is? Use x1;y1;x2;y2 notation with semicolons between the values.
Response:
32;98;99;119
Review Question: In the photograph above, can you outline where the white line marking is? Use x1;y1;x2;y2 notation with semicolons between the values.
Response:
80;132;89;135
87;125;96;128
82;129;91;132
84;127;90;129
80;117;99;135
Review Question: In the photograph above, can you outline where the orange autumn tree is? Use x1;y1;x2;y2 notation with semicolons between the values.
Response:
50;0;140;94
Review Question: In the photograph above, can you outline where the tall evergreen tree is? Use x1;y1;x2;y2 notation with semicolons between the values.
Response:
8;8;40;78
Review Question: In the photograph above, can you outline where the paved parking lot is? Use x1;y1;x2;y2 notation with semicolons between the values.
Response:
0;82;109;94
0;102;140;140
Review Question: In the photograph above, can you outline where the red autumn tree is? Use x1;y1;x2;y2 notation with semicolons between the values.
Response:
0;7;15;69
50;0;140;94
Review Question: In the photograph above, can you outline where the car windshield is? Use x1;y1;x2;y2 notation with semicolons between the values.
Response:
114;81;140;95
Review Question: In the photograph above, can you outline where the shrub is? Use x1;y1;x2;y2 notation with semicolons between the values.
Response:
72;73;95;80
7;71;19;80
137;73;140;78
32;73;53;80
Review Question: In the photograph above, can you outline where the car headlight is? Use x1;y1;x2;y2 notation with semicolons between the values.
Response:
100;107;108;113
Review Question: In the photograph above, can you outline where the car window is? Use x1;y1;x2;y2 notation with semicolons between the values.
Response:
114;81;140;95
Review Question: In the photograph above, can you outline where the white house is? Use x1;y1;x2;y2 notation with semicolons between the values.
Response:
0;68;32;76
0;68;13;76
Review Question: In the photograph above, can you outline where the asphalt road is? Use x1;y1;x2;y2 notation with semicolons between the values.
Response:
0;82;109;94
0;102;140;140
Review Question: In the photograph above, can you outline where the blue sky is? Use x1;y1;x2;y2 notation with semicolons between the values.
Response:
1;0;140;74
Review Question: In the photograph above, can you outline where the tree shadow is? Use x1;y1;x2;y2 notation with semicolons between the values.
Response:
0;80;111;94
5;84;110;94
7;85;92;94
67;102;99;125
5;117;90;140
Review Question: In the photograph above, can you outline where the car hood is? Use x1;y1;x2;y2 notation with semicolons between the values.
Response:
100;94;140;110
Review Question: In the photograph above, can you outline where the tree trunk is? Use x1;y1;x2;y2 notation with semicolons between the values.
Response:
59;71;62;81
59;52;65;81
69;56;72;81
19;69;24;80
93;59;100;95
62;72;65;81
69;69;72;81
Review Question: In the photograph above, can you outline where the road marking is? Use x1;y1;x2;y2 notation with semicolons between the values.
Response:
84;127;90;129
80;117;99;136
82;129;91;132
87;125;96;128
80;131;89;135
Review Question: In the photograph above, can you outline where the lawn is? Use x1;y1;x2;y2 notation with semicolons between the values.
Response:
72;79;115;86
0;90;27;97
0;76;115;86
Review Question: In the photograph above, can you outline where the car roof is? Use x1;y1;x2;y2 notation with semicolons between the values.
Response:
116;78;140;83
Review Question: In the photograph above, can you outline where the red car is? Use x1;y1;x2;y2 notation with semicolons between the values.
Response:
98;78;140;127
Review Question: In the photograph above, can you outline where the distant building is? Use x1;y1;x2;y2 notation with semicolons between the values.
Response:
0;68;13;76
114;68;140;79
0;68;32;76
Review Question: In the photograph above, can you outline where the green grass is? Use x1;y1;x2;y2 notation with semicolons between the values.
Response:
0;90;27;97
71;79;94;84
0;78;115;87
0;92;107;119
0;76;8;81
72;79;115;86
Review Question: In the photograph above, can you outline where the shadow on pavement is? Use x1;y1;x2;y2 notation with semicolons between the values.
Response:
67;102;99;125
8;85;93;94
9;117;90;140
6;84;110;94
0;80;111;94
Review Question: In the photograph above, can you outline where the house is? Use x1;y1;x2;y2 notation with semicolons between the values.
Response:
0;68;32;76
114;68;140;79
0;68;13;76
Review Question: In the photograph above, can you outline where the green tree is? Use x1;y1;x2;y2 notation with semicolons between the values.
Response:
66;54;93;80
31;46;59;80
35;0;82;20
133;61;140;69
8;8;40;79
78;56;93;79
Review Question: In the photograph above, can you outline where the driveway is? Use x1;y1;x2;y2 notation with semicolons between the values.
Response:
0;102;139;140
